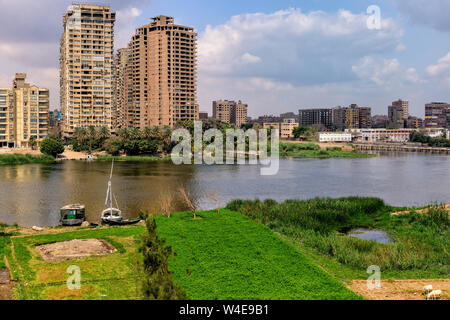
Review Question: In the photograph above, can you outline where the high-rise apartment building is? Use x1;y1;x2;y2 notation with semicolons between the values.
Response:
113;47;132;129
392;99;409;120
298;108;332;128
425;102;450;129
127;16;198;128
345;104;372;129
388;105;405;128
212;100;248;127
231;101;248;128
0;74;49;148
331;106;347;130
0;88;13;147
213;100;233;124
60;4;116;137
330;105;372;130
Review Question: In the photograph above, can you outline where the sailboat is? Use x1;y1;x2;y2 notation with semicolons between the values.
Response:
101;160;141;226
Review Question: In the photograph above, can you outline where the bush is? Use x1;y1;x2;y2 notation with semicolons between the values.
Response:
40;138;65;157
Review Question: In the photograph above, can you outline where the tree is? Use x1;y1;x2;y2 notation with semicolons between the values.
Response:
97;126;111;145
159;190;175;218
104;138;123;156
138;139;159;155
293;126;310;139
138;217;187;300
73;127;88;149
179;187;198;220
40;138;65;158
28;137;37;150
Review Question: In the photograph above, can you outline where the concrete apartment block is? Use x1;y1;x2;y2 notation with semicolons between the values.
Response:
0;74;49;148
128;16;198;128
60;4;116;137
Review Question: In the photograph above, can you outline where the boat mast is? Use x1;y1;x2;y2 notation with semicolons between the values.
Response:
105;160;114;211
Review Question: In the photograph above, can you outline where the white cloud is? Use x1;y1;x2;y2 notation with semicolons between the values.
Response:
198;8;403;85
352;57;424;86
115;7;143;49
198;8;419;116
426;52;450;77
240;53;262;65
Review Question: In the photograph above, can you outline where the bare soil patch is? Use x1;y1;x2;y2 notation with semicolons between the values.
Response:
37;239;116;262
349;279;450;300
391;204;450;216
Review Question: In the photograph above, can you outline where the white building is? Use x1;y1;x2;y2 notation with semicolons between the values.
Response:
319;132;352;142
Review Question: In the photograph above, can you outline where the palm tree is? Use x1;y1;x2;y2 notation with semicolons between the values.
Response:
97;126;110;144
73;127;88;147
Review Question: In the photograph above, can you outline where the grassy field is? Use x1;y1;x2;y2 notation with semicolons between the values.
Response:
154;210;360;300
5;226;146;300
0;153;55;166
227;198;450;280
3;211;361;300
279;142;375;159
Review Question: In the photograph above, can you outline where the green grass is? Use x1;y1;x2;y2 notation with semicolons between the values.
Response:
0;153;55;166
227;198;449;280
0;236;9;269
96;155;170;162
155;210;360;300
279;142;375;159
7;226;146;300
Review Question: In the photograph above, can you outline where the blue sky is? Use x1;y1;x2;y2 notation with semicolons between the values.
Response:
0;0;449;118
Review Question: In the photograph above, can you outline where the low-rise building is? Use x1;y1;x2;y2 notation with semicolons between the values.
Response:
319;132;352;143
199;112;208;120
360;129;412;143
263;118;299;139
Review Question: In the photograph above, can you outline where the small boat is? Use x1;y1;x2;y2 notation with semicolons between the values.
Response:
60;204;85;226
101;160;141;226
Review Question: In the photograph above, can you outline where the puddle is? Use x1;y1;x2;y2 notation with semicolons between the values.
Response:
347;228;393;244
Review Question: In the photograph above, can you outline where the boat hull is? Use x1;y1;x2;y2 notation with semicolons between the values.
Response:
61;218;85;227
101;218;141;226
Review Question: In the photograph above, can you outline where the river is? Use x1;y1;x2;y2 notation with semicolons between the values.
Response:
0;152;449;227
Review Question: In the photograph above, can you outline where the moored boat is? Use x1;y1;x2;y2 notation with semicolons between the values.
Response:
60;204;86;226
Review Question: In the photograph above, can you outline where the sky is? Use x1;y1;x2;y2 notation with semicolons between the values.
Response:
0;0;449;118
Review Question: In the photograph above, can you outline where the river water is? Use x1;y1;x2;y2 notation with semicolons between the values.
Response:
0;152;449;227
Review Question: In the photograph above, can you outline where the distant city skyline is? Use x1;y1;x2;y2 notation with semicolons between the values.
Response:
0;0;449;117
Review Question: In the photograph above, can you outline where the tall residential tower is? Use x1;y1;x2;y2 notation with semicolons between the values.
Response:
60;4;115;137
127;16;198;128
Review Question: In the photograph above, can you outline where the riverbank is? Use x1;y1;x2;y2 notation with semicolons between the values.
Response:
1;212;359;300
0;153;54;166
280;142;375;159
1;199;448;300
227;198;450;280
95;155;170;162
355;143;450;155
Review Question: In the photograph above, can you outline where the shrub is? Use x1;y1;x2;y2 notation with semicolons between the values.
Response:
138;216;188;300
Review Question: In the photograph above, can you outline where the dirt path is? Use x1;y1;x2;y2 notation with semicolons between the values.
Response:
349;279;450;300
0;266;13;300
